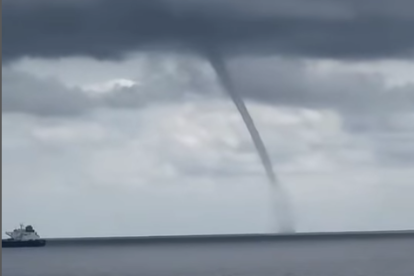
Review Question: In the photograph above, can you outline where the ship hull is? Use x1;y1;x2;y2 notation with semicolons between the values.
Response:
2;239;46;248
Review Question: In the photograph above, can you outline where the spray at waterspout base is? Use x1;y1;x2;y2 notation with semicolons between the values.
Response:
269;185;296;233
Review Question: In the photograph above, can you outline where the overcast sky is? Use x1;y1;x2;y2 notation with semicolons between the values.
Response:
2;0;414;238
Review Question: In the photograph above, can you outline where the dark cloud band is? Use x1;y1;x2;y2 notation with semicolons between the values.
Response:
3;0;414;62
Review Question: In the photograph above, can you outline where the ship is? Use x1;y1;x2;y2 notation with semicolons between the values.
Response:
2;224;46;248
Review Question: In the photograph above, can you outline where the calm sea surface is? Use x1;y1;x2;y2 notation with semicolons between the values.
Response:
3;234;414;276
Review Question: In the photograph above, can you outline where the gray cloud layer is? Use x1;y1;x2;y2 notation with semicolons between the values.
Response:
3;0;414;62
228;58;414;114
2;66;194;117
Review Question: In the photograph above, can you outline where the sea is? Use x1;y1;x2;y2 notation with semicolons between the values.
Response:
3;232;414;276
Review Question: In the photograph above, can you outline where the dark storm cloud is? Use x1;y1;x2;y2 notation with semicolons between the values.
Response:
3;0;414;62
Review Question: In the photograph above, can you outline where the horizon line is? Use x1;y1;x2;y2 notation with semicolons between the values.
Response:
40;229;414;245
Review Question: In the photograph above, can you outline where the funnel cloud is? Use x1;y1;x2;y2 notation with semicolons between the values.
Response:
204;49;295;233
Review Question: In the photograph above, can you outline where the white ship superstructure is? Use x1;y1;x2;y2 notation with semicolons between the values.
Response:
5;224;42;241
